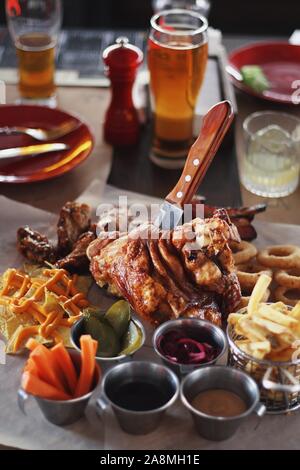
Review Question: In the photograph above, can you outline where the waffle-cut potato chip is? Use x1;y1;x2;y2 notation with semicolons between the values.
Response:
43;290;64;315
5;326;51;353
1;312;35;340
55;326;74;349
23;264;46;277
0;304;12;322
0;265;94;354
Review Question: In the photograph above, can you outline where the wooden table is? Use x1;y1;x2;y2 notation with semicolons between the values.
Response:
1;34;300;223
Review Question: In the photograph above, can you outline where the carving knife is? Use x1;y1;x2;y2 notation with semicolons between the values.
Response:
155;100;234;230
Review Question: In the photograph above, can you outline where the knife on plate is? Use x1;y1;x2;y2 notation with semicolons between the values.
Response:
0;143;69;161
155;100;234;230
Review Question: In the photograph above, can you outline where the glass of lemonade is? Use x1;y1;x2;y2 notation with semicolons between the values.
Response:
6;0;62;105
242;111;300;198
148;9;208;169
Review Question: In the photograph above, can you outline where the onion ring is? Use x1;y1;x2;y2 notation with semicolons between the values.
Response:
236;261;273;291
230;241;257;265
274;286;300;307
258;245;300;270
274;268;300;290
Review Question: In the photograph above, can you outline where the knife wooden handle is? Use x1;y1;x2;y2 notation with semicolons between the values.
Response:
165;101;234;208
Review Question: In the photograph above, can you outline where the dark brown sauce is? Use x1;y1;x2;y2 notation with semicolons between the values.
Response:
191;389;247;417
109;381;171;411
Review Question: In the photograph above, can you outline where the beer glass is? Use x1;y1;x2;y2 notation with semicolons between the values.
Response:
148;9;208;168
152;0;211;18
6;0;62;105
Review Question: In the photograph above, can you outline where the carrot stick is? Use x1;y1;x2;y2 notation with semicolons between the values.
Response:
92;339;98;356
26;338;41;352
24;358;38;375
74;335;97;398
29;345;67;393
51;343;78;395
21;371;71;401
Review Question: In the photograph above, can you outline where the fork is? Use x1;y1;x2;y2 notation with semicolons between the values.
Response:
0;120;80;142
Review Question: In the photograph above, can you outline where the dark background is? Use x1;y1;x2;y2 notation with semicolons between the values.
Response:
0;0;298;35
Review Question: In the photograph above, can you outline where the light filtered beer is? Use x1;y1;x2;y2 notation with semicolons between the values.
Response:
148;36;208;160
148;9;208;168
16;32;56;99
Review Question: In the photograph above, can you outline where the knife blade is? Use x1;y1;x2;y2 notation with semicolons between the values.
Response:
155;101;234;230
0;143;69;161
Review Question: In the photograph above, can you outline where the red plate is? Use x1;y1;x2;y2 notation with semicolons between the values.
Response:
0;104;94;183
228;42;300;104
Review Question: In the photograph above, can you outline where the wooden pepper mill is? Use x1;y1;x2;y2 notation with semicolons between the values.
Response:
103;36;143;147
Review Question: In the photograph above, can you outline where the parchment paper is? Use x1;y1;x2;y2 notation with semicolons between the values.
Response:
1;181;300;450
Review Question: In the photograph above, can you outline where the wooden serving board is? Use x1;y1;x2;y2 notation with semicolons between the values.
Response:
109;121;242;207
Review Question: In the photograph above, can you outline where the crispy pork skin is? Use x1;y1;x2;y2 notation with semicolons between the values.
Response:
88;212;241;325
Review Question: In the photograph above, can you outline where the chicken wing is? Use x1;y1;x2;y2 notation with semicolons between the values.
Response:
17;226;57;264
57;202;92;255
17;202;93;270
56;231;96;272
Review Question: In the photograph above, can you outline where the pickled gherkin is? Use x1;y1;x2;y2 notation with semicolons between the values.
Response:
105;300;130;338
82;300;143;357
84;316;120;357
120;320;143;356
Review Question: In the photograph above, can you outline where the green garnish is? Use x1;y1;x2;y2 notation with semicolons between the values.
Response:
240;65;270;93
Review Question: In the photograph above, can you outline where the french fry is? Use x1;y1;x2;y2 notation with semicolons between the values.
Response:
236;340;270;360
249;340;271;352
275;332;297;350
247;274;272;317
257;304;298;328
230;272;300;362
235;318;268;342
271;302;288;312
267;347;296;362
237;339;270;354
252;316;288;335
291;302;300;320
235;339;251;347
227;313;246;326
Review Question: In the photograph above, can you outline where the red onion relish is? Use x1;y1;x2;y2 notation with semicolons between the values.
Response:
157;329;218;365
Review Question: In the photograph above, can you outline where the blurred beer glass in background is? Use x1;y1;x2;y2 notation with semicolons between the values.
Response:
148;9;208;168
152;0;211;18
6;0;62;105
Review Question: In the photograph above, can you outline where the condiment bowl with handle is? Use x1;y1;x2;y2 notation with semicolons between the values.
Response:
97;361;180;435
153;318;227;378
18;350;101;426
181;365;266;441
71;315;145;370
